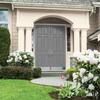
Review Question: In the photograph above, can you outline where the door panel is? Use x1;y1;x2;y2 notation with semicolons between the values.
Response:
35;25;65;68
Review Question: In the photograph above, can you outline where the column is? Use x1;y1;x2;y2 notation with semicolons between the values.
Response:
26;27;32;52
81;29;87;52
71;30;74;52
18;27;24;51
73;28;80;52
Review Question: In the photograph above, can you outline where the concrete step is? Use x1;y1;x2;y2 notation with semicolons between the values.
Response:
42;71;65;77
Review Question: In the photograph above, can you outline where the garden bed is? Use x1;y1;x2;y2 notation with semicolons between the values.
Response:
49;91;95;100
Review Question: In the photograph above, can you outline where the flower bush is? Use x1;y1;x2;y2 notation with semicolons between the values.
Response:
59;82;88;99
73;50;100;99
7;51;34;67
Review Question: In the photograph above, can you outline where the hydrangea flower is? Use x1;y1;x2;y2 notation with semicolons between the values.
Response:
23;55;27;59
18;56;22;60
88;73;94;80
97;64;100;69
82;76;88;83
88;84;95;90
93;76;99;81
79;68;86;77
7;58;13;63
72;73;78;80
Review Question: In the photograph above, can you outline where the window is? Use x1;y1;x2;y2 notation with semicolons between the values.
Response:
0;9;8;28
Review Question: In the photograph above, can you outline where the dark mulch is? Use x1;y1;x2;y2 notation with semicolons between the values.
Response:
49;91;59;100
49;91;96;100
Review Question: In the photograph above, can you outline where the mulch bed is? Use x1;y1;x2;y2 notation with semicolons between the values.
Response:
49;91;96;100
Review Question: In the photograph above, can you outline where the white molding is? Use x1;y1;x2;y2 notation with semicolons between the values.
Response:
11;3;93;12
93;2;100;7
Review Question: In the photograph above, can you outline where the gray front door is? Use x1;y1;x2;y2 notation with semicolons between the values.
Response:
35;24;65;70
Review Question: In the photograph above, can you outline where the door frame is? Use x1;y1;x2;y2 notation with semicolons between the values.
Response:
33;23;69;71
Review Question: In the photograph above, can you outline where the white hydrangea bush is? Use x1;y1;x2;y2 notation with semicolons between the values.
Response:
73;50;100;97
7;51;34;67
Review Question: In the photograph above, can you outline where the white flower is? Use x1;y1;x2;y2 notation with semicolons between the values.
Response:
15;57;18;62
23;55;27;59
82;76;88;83
78;55;88;63
88;73;94;80
93;50;99;55
87;92;93;96
7;58;13;63
79;68;86;77
93;76;99;81
89;58;98;65
72;73;78;80
25;60;29;63
98;64;100;69
18;56;22;60
88;84;95;90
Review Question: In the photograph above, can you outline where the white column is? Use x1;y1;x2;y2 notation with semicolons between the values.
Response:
26;27;32;52
18;27;24;51
73;28;80;52
81;29;87;52
71;30;74;52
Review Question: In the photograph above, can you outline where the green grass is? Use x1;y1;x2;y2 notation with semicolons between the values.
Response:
0;80;55;100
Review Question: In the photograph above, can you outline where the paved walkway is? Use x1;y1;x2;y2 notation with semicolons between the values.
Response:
31;77;67;87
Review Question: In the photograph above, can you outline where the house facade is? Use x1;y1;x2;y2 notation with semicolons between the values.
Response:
0;0;99;71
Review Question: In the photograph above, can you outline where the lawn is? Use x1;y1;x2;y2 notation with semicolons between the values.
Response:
0;80;55;100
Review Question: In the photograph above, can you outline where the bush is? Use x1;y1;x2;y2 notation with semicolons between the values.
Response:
66;67;78;81
0;66;32;80
0;28;10;66
7;51;34;67
59;82;88;99
32;67;42;78
73;50;100;99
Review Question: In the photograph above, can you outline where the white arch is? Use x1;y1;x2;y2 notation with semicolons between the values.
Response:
34;15;73;25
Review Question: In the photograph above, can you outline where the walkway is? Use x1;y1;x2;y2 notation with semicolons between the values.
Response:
31;77;67;87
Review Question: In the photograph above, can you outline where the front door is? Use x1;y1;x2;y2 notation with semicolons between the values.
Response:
35;24;65;71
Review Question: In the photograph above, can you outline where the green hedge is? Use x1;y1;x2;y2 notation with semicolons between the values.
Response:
0;67;32;80
32;67;42;78
0;28;10;66
0;67;42;80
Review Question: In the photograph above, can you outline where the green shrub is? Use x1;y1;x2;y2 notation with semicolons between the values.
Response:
66;67;78;81
32;67;42;78
0;66;32;80
0;28;10;66
59;82;87;99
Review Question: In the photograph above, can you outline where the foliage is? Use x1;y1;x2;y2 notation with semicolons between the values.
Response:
66;67;78;81
0;28;10;66
7;51;34;67
73;50;100;98
0;66;32;80
59;82;87;99
32;67;42;78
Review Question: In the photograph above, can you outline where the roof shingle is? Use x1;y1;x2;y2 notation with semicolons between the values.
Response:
0;0;92;6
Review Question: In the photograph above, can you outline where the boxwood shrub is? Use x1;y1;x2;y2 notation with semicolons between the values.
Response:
0;67;42;80
0;28;10;66
0;66;32;80
32;67;42;78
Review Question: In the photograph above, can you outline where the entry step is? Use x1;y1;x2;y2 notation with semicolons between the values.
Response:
42;71;65;77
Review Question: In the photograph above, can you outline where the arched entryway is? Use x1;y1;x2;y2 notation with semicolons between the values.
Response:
33;17;72;71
